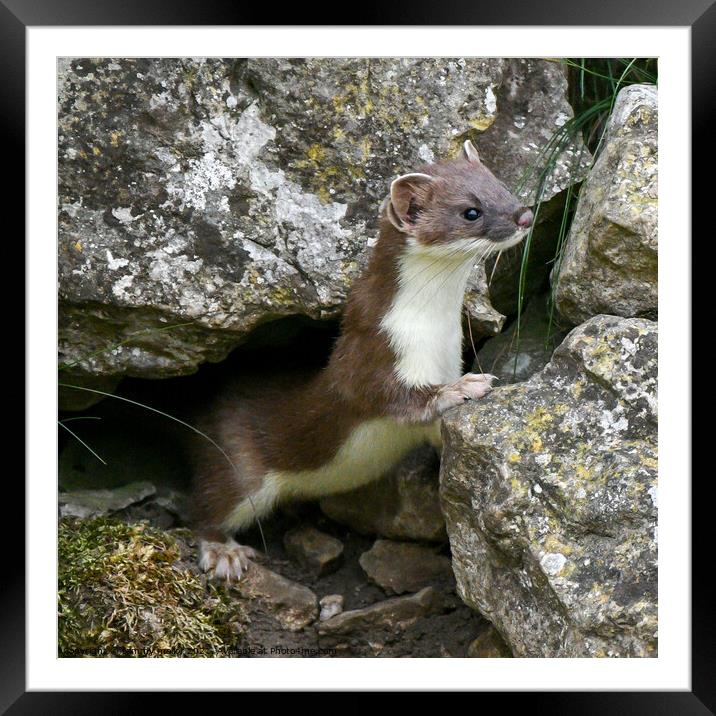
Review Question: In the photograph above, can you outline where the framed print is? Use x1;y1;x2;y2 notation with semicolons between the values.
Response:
10;0;710;710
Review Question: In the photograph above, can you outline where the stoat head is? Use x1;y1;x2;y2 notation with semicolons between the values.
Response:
384;140;533;258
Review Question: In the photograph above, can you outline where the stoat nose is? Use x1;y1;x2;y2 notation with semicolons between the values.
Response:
515;208;533;229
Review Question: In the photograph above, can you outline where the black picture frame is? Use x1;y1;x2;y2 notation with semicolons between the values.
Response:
8;0;707;711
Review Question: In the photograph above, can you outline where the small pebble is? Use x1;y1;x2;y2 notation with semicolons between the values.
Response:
319;594;344;621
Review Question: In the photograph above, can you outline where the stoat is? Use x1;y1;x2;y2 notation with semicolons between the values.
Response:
190;140;533;580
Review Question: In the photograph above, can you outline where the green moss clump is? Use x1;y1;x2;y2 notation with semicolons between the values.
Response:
58;517;247;657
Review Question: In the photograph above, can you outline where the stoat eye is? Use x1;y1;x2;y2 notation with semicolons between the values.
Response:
463;207;482;221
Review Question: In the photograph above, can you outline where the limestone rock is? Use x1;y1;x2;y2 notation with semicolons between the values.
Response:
440;315;658;658
552;84;658;324
319;594;344;622
464;262;507;341
317;586;444;640
233;562;318;632
283;526;344;576
359;540;454;595
59;481;156;519
320;445;446;542
58;58;589;380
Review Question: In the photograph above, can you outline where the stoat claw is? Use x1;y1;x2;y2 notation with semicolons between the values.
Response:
199;539;259;582
455;372;496;401
433;372;496;416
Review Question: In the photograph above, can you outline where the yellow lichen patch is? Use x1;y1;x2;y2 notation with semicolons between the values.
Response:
332;94;347;113
267;283;301;307
469;115;496;131
542;534;574;557
509;406;564;455
306;144;327;163
74;241;82;252
510;476;529;498
586;343;618;376
92;146;101;156
508;452;522;463
182;66;198;91
359;137;372;161
526;407;556;431
109;130;122;147
575;464;592;480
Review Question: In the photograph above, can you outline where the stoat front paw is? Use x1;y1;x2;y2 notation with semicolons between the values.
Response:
199;539;259;582
437;373;496;413
455;372;497;401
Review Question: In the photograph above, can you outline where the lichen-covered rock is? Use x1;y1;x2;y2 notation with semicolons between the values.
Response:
552;84;658;324
440;315;657;658
464;262;507;340
320;445;446;542
58;58;589;382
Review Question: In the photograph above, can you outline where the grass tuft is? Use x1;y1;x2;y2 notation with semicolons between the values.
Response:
505;58;657;373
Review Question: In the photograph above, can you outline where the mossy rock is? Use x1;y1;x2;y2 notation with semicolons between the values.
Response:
58;517;248;657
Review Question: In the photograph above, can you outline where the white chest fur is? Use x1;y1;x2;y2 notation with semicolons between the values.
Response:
380;244;476;387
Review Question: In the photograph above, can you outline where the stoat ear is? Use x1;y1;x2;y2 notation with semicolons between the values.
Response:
463;140;481;164
388;173;433;232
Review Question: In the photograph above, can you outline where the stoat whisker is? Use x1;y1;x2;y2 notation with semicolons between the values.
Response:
398;239;490;309
489;250;503;287
397;246;478;309
397;239;479;291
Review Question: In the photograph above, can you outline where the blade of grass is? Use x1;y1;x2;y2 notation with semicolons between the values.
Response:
59;416;102;423
547;182;575;344
509;57;657;377
616;58;657;84
592;59;639;158
512;201;544;381
58;421;107;466
554;59;630;84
